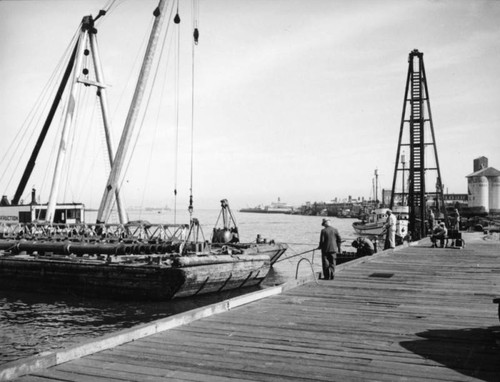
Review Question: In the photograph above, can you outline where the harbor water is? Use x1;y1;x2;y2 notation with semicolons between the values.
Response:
0;210;359;365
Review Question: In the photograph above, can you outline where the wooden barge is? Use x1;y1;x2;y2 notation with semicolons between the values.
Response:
0;250;271;301
0;218;287;300
0;3;290;301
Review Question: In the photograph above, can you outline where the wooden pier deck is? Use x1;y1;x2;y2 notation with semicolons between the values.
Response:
5;232;500;381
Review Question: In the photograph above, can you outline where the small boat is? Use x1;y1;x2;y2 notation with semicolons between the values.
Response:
352;206;409;243
240;198;294;214
0;2;287;300
352;207;388;236
336;251;368;265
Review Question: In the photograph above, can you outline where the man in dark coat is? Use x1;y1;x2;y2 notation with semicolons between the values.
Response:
318;218;342;280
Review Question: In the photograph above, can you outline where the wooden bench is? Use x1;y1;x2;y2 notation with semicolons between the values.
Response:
430;234;448;248
430;230;465;248
447;230;465;248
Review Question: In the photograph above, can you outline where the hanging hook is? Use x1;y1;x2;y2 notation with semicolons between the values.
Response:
193;28;199;44
188;195;193;215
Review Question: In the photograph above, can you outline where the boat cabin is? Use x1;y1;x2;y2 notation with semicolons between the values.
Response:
367;208;390;224
0;202;85;224
392;206;409;221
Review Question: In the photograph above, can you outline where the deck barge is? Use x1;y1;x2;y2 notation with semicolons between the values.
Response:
2;232;500;381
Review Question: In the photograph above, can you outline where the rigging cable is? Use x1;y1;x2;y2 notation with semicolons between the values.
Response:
62;80;87;203
99;15;156;218
137;27;175;222
0;26;81;197
59;27;99;204
67;78;98;204
93;0;119;27
114;1;176;214
173;0;181;224
188;0;199;219
41;21;89;201
63;37;90;202
39;75;70;203
102;0;118;14
78;96;103;207
1;67;58;195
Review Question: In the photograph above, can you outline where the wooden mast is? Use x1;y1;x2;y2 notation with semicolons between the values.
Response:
96;0;168;223
87;23;127;223
45;26;88;223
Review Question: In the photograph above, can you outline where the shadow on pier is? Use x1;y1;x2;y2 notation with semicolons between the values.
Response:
401;326;500;382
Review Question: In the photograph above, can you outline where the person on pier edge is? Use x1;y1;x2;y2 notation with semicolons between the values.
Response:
427;208;435;234
451;208;460;231
318;218;342;280
383;209;397;250
352;236;375;256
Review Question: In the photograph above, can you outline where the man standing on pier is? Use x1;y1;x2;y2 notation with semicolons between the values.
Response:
383;209;397;250
318;218;342;280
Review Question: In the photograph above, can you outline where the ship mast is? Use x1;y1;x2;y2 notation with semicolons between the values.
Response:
45;14;126;223
45;25;89;223
96;0;169;223
87;15;127;223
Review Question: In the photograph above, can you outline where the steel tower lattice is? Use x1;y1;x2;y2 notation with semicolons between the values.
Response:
390;49;447;240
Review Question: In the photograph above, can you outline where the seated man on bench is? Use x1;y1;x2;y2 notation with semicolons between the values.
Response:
431;222;448;248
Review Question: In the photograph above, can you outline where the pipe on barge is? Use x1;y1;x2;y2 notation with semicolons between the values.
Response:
0;240;180;256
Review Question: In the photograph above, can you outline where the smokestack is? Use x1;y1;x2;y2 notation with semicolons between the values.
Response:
31;188;38;205
473;156;488;172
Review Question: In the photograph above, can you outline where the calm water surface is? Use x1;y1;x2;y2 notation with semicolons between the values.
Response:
0;210;358;365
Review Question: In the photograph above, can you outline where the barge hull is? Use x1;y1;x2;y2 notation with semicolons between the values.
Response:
0;254;270;301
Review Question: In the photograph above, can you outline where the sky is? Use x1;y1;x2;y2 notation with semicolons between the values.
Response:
0;0;499;213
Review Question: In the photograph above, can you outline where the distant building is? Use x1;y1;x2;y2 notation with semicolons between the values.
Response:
443;193;468;204
466;157;500;214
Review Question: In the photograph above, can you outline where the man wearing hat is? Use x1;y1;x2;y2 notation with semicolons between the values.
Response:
318;218;342;280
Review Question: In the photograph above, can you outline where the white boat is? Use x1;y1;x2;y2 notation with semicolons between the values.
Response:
240;198;294;214
353;206;409;243
352;208;388;236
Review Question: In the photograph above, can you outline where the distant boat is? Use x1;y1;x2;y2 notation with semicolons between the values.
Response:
240;198;294;214
144;206;170;212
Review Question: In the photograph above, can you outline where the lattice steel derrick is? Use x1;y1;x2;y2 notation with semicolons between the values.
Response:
390;49;447;240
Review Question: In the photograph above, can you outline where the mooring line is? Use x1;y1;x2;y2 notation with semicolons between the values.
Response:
275;248;316;263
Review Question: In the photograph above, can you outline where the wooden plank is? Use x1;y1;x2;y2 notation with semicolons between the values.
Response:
52;358;258;382
0;285;283;381
92;344;461;382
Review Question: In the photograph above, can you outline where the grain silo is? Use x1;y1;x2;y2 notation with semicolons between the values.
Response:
467;175;489;212
466;157;500;214
489;175;500;213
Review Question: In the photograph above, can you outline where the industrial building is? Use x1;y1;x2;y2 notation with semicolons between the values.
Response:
466;156;500;214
